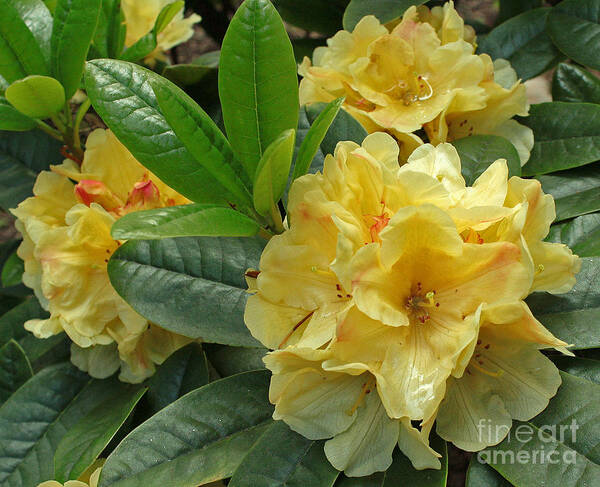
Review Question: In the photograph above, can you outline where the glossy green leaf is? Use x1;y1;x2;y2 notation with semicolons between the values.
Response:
274;0;348;36
527;257;600;349
497;0;541;24
154;1;183;34
146;343;209;414
51;0;101;98
0;128;62;210
111;204;260;240
343;0;426;31
99;371;273;487
478;8;562;81
0;98;35;131
85;59;231;205
108;236;263;346
119;32;156;62
537;164;600;222
552;63;600;104
1;251;23;288
547;0;600;71
466;457;511;487
11;0;53;63
253;129;295;217
555;213;600;257
5;75;65;118
229;420;339;487
219;0;299;179
553;356;600;385
151;77;253;208
0;0;50;83
54;380;146;482
204;344;267;377
93;0;125;59
0;340;32;405
520;103;600;176
293;97;345;180
451;135;521;186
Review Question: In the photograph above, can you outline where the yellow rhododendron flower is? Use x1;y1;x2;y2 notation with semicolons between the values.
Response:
299;2;533;164
121;0;201;63
38;467;101;487
244;133;580;476
12;129;193;383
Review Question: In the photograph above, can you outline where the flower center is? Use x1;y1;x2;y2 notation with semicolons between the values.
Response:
384;73;434;106
405;282;439;324
467;339;504;377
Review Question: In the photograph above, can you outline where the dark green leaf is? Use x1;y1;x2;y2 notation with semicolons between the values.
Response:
292;38;327;64
527;257;600;349
466;456;512;487
219;0;299;179
552;63;600;104
553;356;600;385
0;128;62;210
274;0;348;36
85;59;231;205
0;98;36;131
0;0;50;83
343;0;427;31
229;420;339;487
0;340;32;405
93;0;125;59
5;75;65;118
451;135;521;185
161;63;216;87
478;8;562;81
0;297;47;348
98;371;273;487
108;236;263;346
111;204;260;240
51;0;101;98
547;0;600;71
1;251;23;288
146;343;209;414
521;103;600;176
54;380;146;482
497;0;542;24
204;344;267;377
556;213;600;257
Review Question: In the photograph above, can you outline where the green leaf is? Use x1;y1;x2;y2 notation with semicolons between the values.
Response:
293;97;345;181
0;0;50;83
119;32;156;63
107;236;263;347
229;420;339;487
154;1;184;34
84;59;231;205
537;164;600;222
0;363;95;487
520;103;600;176
0;128;62;210
146;343;209;414
54;380;146;482
292;38;327;64
0;340;32;405
51;0;101;98
451;135;521;186
219;0;299;179
477;8;562;81
343;0;427;31
552;63;600;104
204;344;267;377
0;98;35;131
161;63;216;87
253;129;295;217
5;75;65;119
273;0;348;36
98;371;273;487
555;213;600;257
466;457;511;487
0;297;48;348
111;204;260;240
93;0;125;59
547;0;600;72
11;0;53;64
1;251;23;288
497;0;542;24
553;356;600;385
527;257;600;349
150;77;253;208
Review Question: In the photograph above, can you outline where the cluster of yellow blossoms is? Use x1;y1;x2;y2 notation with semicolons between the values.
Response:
245;133;580;476
299;2;533;164
11;129;192;383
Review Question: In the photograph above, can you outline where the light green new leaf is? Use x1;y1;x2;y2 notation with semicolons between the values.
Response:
5;75;65;119
552;63;600;104
229;421;339;487
554;213;600;257
151;77;253;207
85;59;232;206
111;204;260;240
253;129;295;217
154;1;184;34
0;340;32;406
108;236;263;347
54;380;146;482
0;98;35;131
451;135;521;186
11;0;53;64
477;8;562;81
93;0;125;59
0;0;50;83
293;97;345;181
466;457;511;487
343;0;427;31
98;371;274;487
219;0;299;179
527;257;600;349
1;251;23;288
521;102;600;176
51;0;101;98
547;0;600;71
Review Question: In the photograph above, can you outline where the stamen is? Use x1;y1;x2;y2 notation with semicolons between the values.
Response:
470;361;504;378
417;76;434;101
535;264;545;276
310;266;334;277
278;311;314;349
347;375;376;416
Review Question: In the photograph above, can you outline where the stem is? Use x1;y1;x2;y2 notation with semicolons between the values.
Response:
73;98;91;151
50;114;66;133
35;120;63;141
269;202;284;234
